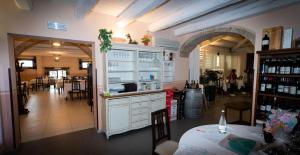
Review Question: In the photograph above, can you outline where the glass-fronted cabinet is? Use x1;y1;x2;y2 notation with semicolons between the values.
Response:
107;49;136;94
137;51;163;91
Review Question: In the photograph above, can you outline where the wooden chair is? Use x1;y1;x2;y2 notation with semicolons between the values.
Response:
69;80;81;100
81;80;88;98
151;109;178;155
46;77;56;90
35;77;44;91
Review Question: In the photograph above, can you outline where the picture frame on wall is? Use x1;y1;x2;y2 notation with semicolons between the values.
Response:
282;28;293;49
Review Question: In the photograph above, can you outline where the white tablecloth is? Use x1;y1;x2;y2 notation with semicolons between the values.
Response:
63;81;86;98
174;124;264;155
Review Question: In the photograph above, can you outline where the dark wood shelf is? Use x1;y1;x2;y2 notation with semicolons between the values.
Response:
258;93;300;101
259;73;300;78
257;48;300;55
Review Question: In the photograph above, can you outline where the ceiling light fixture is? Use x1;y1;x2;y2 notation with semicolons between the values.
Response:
52;41;61;47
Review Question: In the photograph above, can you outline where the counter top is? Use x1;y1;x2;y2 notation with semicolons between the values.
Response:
100;90;165;99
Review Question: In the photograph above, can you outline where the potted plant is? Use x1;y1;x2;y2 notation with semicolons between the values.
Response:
141;34;151;46
203;70;218;101
98;29;112;53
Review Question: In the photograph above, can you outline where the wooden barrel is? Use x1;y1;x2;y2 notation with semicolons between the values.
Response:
184;89;203;118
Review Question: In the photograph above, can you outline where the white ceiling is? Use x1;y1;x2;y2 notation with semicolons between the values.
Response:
92;0;134;17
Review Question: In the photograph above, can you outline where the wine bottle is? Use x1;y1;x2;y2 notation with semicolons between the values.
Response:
195;80;200;89
289;78;297;96
266;77;272;93
280;58;285;74
261;58;266;74
285;57;291;74
260;100;266;112
184;80;190;89
277;77;284;95
265;58;270;74
275;58;281;74
262;33;270;51
296;81;300;97
265;99;272;112
260;77;266;92
283;78;290;95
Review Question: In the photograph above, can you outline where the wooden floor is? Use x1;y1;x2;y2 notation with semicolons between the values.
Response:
19;88;94;142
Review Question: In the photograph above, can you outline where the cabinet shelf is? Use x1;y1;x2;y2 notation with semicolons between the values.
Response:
259;73;300;78
108;70;135;73
258;93;300;101
109;80;136;84
139;70;160;72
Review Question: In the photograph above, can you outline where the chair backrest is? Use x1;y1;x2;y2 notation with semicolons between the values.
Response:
36;77;43;84
48;77;55;85
72;80;80;91
151;108;171;153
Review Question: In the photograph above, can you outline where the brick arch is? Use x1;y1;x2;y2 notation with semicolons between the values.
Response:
180;25;256;57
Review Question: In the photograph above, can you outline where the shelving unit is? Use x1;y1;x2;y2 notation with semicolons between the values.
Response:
254;48;300;125
162;50;176;83
105;43;164;95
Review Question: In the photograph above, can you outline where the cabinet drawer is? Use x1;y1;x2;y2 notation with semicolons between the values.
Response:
150;92;165;100
132;95;150;102
131;101;149;109
131;113;149;122
151;99;166;112
107;98;131;106
131;120;149;129
131;108;149;115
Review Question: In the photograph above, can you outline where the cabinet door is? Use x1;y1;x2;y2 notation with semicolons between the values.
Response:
151;99;166;112
108;103;130;132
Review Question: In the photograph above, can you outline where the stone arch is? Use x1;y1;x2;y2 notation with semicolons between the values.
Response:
180;25;256;57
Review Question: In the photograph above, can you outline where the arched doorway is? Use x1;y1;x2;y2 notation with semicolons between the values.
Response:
183;26;256;124
7;33;97;146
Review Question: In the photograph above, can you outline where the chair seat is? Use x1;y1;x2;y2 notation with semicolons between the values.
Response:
155;140;178;155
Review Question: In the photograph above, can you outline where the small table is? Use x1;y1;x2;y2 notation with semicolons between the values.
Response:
225;101;252;125
174;124;264;155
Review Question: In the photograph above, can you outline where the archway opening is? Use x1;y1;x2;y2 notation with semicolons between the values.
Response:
185;28;256;125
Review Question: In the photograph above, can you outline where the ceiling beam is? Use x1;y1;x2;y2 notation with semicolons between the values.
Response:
232;38;248;50
70;43;92;57
117;0;166;28
148;0;241;32
175;0;300;36
200;35;225;49
14;0;33;10
75;0;98;18
14;39;48;57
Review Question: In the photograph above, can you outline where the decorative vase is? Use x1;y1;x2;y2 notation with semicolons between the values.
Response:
143;42;149;46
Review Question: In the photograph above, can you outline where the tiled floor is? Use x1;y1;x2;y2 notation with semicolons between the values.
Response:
13;93;252;155
19;88;94;142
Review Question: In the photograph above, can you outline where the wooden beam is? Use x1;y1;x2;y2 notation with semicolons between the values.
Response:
14;39;48;57
200;35;225;49
148;0;241;32
117;0;166;28
70;43;92;57
232;38;248;50
175;0;300;36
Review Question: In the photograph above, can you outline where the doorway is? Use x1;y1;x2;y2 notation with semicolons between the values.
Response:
8;34;97;144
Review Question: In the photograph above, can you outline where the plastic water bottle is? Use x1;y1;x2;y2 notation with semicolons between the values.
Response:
218;110;227;134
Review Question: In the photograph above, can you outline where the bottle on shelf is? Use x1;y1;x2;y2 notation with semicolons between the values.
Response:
184;80;191;89
279;58;285;75
265;77;273;93
262;33;270;51
277;77;284;95
289;78;297;96
283;77;290;95
260;100;266;112
296;81;300;97
260;77;266;92
191;80;196;89
195;80;200;89
275;58;281;74
284;57;291;75
218;110;227;134
264;58;270;74
260;58;266;74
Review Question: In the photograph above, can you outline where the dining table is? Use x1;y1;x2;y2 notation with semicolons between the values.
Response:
173;124;265;155
62;80;86;99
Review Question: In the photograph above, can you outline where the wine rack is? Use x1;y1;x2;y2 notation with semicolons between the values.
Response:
254;48;300;125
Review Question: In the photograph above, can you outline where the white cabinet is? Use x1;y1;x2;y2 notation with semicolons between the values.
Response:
103;92;165;139
108;104;130;133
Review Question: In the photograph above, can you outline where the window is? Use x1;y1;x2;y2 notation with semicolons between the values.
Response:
17;57;36;69
79;59;91;70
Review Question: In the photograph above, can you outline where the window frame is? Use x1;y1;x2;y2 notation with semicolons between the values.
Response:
17;57;37;69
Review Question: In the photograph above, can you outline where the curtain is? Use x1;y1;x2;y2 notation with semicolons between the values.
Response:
188;46;200;81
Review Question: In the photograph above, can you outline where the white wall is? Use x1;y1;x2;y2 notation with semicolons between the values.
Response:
0;0;150;149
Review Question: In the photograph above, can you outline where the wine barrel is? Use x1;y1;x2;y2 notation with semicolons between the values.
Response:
184;89;203;118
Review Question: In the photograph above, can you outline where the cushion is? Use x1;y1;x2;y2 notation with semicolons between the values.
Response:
155;140;178;155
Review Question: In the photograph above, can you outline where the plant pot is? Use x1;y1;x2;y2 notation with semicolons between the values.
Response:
143;42;149;46
205;86;216;101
